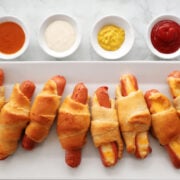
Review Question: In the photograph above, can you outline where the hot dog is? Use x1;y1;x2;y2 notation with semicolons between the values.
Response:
22;75;66;150
91;86;123;167
65;83;88;167
20;80;36;100
116;74;151;158
96;86;118;167
145;89;180;168
52;75;66;96
121;74;152;158
0;80;35;160
57;82;90;168
167;70;180;117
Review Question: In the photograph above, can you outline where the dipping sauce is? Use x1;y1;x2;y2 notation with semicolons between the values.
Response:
98;25;125;51
0;22;25;54
44;20;76;52
151;20;180;54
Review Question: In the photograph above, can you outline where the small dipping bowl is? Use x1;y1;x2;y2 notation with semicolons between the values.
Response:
146;14;180;59
39;14;81;59
0;16;29;60
91;15;134;60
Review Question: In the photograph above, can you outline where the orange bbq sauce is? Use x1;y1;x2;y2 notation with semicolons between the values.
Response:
0;22;25;54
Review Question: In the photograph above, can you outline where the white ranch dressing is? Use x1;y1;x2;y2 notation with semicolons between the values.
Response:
44;20;76;52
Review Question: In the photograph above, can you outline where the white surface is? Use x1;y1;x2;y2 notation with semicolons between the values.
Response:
91;15;134;60
0;61;180;179
0;0;180;61
0;16;29;60
146;14;180;59
39;14;81;58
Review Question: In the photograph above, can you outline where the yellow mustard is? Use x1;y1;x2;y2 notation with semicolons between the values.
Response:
98;25;125;51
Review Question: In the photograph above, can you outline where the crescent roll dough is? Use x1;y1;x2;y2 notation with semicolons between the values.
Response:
91;94;123;159
25;80;61;142
167;72;180;116
151;106;180;145
57;95;90;150
116;87;151;133
0;84;31;159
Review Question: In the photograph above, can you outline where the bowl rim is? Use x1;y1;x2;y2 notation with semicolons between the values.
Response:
38;13;81;59
0;15;29;60
90;14;135;60
146;14;180;59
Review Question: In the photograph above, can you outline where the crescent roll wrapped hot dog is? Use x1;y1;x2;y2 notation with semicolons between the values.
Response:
0;80;35;159
116;74;152;158
0;69;5;110
145;89;180;168
167;70;180;117
57;83;90;168
22;75;66;150
91;86;123;167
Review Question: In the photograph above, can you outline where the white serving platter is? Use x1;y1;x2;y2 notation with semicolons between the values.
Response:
0;61;180;179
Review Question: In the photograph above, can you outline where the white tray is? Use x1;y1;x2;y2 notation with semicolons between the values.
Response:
0;61;180;179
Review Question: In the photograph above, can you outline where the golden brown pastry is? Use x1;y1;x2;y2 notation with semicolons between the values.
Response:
91;86;123;167
145;89;180;168
116;74;151;158
57;83;90;167
0;81;35;159
22;75;66;150
167;70;180;117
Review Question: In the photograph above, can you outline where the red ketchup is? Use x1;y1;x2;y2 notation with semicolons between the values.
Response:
151;20;180;54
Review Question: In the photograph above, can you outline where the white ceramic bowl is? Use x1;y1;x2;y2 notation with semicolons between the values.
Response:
146;14;180;59
39;14;81;59
0;16;29;60
91;15;134;60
